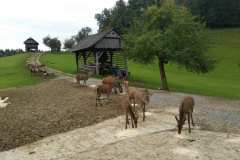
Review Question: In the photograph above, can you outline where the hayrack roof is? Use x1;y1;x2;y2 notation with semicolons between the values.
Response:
23;37;39;45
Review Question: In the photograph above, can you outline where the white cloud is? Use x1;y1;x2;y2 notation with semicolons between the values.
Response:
0;0;127;51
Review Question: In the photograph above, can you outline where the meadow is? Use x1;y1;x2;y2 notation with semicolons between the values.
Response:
1;28;240;99
0;53;50;90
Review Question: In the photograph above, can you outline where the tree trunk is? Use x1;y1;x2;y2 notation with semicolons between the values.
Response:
158;57;169;91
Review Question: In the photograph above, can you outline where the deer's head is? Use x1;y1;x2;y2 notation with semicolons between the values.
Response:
175;116;186;134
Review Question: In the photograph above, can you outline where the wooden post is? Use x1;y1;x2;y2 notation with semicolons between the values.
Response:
83;52;86;65
95;51;99;75
110;52;113;66
125;57;129;78
75;52;79;71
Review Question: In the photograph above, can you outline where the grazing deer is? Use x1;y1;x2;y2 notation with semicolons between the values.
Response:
175;96;195;134
122;99;138;129
75;71;93;87
123;77;129;92
102;76;123;94
112;79;123;94
128;87;149;121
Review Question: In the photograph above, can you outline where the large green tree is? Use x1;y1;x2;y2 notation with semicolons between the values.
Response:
71;27;92;44
122;0;217;91
43;35;61;52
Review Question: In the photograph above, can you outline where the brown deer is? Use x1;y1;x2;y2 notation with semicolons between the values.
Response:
122;99;138;129
95;83;113;106
102;76;123;94
112;79;123;94
75;71;93;87
123;77;129;92
127;87;148;121
175;96;195;134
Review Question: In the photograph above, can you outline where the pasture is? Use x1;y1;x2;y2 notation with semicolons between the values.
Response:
39;28;240;99
0;53;51;90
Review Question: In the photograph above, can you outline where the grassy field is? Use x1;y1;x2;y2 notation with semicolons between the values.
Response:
0;53;51;90
1;28;239;99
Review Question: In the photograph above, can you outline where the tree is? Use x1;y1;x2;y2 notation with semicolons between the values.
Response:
63;39;75;51
43;35;61;52
71;27;92;44
95;8;112;32
122;0;218;91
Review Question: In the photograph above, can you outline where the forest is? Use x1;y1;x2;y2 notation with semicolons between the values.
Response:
95;0;240;34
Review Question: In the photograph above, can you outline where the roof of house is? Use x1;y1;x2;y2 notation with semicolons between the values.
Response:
23;37;39;45
70;28;121;52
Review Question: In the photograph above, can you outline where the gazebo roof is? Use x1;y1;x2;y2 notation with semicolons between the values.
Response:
70;28;121;52
23;37;39;45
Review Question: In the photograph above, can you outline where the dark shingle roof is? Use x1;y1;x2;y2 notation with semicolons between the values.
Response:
71;28;119;52
23;37;39;45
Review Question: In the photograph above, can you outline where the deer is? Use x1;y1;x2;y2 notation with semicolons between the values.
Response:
95;83;113;106
122;99;138;129
112;79;123;94
123;77;129;92
127;87;149;121
75;71;93;87
175;96;195;134
37;64;45;69
29;64;38;76
102;76;123;94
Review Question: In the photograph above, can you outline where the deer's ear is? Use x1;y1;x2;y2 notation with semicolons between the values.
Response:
175;116;179;122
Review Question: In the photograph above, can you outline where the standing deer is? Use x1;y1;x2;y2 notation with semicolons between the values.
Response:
75;71;93;87
95;83;113;106
122;99;138;129
175;96;195;134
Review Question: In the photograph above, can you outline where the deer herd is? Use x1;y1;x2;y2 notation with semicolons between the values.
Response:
26;62;195;134
75;71;195;134
27;63;54;77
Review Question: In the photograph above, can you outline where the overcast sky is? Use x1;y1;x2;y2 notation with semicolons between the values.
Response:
0;0;127;51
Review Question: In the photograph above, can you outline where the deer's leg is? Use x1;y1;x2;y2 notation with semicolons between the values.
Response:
125;114;128;129
191;111;195;126
143;104;146;121
95;93;98;106
188;114;191;133
131;118;134;128
96;93;102;106
76;81;81;87
106;92;110;104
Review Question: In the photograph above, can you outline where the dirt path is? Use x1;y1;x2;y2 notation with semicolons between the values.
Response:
0;52;239;159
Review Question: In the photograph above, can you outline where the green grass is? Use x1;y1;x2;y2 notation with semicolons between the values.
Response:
0;53;51;90
39;52;78;75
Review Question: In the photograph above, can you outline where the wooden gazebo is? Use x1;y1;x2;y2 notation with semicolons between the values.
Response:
70;28;129;77
23;37;39;52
